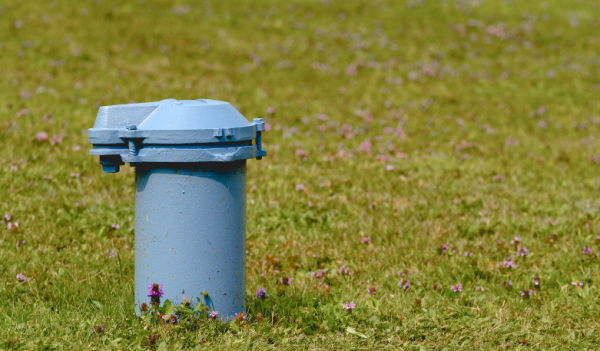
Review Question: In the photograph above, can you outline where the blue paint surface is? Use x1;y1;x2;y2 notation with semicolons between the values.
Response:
135;162;246;318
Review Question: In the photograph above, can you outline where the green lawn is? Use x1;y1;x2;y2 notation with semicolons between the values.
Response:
1;0;600;349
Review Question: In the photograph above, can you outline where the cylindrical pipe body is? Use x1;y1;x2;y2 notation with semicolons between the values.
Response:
134;161;246;318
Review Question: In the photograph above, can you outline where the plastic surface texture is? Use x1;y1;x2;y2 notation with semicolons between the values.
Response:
135;162;247;318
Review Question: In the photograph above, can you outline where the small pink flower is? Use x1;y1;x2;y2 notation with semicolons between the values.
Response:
361;236;371;244
451;284;462;292
503;260;514;268
339;265;353;276
493;174;505;181
10;165;18;171
385;165;394;171
15;108;29;117
398;279;411;290
359;140;372;153
520;290;534;299
514;236;521;243
16;273;27;282
36;132;48;141
295;184;305;191
342;301;356;311
583;247;591;254
4;214;11;221
50;135;61;145
266;107;275;114
310;269;323;279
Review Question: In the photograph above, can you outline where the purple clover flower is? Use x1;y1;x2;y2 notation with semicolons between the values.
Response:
147;283;164;297
339;265;354;276
311;269;324;279
255;288;269;300
450;284;462;292
361;237;371;244
16;273;27;282
398;279;411;290
91;325;105;333
516;245;529;256
583;247;591;254
342;301;356;311
503;260;514;268
235;313;246;322
147;283;164;306
520;290;534;299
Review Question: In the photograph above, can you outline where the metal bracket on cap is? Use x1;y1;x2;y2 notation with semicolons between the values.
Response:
253;118;267;160
125;125;141;156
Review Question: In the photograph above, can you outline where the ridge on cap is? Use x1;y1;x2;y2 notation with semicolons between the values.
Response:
92;99;251;131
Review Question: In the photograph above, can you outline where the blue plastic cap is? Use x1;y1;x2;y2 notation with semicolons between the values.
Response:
88;99;266;172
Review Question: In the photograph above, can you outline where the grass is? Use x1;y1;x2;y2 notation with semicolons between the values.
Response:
1;0;600;349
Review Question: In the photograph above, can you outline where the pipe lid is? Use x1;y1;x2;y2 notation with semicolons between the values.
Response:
88;99;266;173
